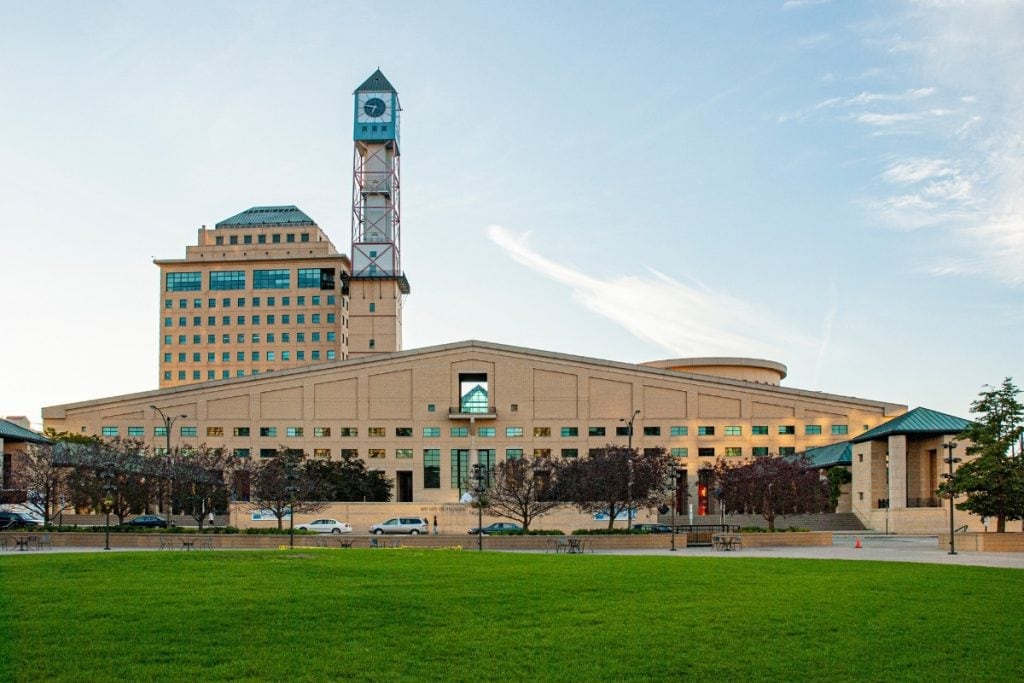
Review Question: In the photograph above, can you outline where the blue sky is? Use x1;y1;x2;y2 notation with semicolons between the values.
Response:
2;0;1022;427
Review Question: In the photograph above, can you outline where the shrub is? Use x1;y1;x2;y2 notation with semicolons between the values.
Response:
572;528;644;535
523;529;564;536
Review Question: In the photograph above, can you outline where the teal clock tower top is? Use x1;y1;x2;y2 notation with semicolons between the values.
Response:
353;68;400;144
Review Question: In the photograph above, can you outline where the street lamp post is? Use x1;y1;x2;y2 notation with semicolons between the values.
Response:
941;441;962;555
668;468;682;552
98;462;116;551
620;410;640;530
150;406;187;525
471;464;486;552
285;459;299;549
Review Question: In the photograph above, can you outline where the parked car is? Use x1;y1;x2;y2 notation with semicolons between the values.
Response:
369;517;428;535
634;523;673;533
297;519;352;534
125;514;171;528
0;511;42;529
468;522;523;535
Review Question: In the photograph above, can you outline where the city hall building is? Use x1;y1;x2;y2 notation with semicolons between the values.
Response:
39;70;986;533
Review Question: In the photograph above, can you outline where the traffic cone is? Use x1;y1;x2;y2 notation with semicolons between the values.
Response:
855;538;862;549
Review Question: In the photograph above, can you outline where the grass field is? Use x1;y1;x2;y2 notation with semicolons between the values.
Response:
1;549;1022;681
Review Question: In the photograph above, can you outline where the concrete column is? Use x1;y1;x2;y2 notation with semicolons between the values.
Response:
888;434;908;509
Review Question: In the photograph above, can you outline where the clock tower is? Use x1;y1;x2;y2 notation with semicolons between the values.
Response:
347;69;409;357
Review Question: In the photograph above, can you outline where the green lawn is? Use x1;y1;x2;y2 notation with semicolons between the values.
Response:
1;550;1021;681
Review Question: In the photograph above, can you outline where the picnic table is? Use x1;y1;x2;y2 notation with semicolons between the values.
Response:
547;537;592;554
712;533;743;551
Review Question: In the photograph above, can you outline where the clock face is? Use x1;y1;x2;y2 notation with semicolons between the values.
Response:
357;93;392;123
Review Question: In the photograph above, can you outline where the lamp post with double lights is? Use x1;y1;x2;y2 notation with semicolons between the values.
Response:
98;462;116;551
471;464;487;551
667;468;683;552
941;441;962;555
620;410;640;530
150;406;187;525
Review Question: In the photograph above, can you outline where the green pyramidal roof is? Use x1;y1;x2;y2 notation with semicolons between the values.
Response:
355;69;396;93
0;418;51;444
802;441;852;468
851;407;972;444
215;206;316;229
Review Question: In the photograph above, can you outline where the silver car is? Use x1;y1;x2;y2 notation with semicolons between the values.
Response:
369;517;428;535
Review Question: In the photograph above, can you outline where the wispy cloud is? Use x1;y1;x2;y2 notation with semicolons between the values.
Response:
487;225;817;358
782;0;832;9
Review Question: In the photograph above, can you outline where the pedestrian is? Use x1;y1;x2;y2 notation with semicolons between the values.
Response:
208;510;215;527
433;515;439;535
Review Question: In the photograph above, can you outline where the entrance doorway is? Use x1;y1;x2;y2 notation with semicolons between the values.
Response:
397;471;413;502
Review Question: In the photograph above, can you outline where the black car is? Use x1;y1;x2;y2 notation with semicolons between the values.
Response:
634;523;673;533
468;522;523;535
125;514;170;528
0;511;42;529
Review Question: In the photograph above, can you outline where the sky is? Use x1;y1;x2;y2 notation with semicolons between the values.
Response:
2;0;1022;428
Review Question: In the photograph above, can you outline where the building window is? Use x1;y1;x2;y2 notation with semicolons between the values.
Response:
128;426;144;437
670;448;688;458
534;427;551;438
166;272;201;291
588;426;605;437
253;269;290;289
369;303;376;313
451;427;469;438
506;449;523;460
368;427;386;437
368;339;375;349
396;449;413;459
423;427;441;438
832;425;849;435
340;427;358;437
451;450;470;489
779;446;796;455
396;427;413;437
670;426;688;436
698;447;715;457
752;447;769;457
698;426;715;436
326;350;336;360
233;448;250;458
423;449;441;488
752;425;769;435
207;427;224;437
155;426;168;437
209;271;246;290
643;426;660;436
314;427;331;438
724;426;742;436
181;426;197;437
478;427;495;437
282;351;291;361
533;449;552;458
101;426;119;437
779;425;796;435
368;449;385;459
561;448;578;458
259;448;277;458
615;426;629;436
561;427;579;437
311;351;320;360
805;425;822;435
260;427;277;437
286;427;303;437
506;427;523;438
725;447;742;457
234;427;250;437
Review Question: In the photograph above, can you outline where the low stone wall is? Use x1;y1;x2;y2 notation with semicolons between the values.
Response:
939;532;1024;553
737;531;832;547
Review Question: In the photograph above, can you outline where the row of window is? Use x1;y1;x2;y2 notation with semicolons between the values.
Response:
164;294;339;309
163;314;339;327
164;350;336;363
213;231;311;246
162;360;343;381
162;331;340;346
166;268;333;292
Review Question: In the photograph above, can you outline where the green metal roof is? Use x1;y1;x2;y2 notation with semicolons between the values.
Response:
215;206;316;229
354;69;396;93
0;418;51;445
802;441;852;468
851;407;972;444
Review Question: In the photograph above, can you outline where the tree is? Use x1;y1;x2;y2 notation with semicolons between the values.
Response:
561;446;672;529
9;443;71;524
484;454;562;531
826;467;852;512
713;455;830;531
940;378;1024;532
248;449;327;529
304;451;392;502
170;445;237;530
